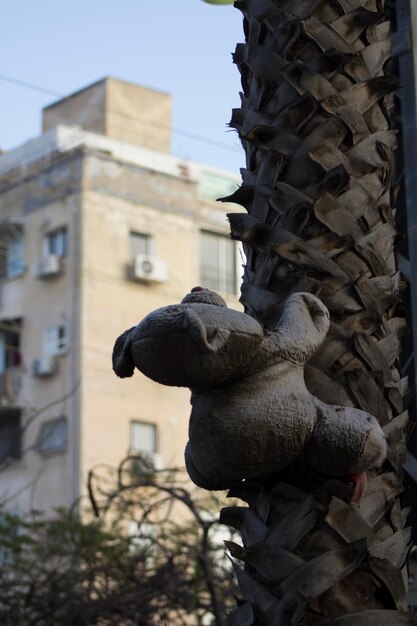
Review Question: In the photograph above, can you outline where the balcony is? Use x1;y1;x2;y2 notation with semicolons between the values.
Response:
0;367;23;406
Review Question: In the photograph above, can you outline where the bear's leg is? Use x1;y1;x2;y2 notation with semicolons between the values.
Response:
305;402;386;476
348;471;368;503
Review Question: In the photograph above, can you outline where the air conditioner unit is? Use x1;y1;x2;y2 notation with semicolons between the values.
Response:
32;355;58;378
131;255;167;283
37;254;61;278
128;452;163;473
148;452;162;470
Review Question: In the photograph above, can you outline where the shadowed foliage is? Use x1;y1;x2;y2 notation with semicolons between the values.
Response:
0;458;237;626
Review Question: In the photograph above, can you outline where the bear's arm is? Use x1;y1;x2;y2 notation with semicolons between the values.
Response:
263;293;330;365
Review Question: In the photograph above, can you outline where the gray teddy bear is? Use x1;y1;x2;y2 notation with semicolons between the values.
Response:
113;288;386;492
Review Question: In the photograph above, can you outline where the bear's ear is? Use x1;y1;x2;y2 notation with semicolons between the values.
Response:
266;293;330;364
112;327;136;378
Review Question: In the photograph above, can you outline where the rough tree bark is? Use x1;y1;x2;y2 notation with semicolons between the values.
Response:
219;0;416;624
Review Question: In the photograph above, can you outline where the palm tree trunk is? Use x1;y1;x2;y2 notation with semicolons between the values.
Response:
221;0;416;623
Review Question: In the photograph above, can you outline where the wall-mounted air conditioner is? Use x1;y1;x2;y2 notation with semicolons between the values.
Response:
32;355;58;378
37;254;61;278
128;451;163;473
146;452;162;470
131;255;167;283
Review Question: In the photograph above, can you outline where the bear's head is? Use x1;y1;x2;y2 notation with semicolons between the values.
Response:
112;288;330;391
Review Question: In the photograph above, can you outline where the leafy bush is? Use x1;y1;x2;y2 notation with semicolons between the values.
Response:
0;459;236;625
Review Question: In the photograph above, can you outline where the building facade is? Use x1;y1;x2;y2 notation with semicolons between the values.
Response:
0;77;241;516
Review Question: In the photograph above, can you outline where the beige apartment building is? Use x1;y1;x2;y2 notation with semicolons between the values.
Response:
0;77;241;516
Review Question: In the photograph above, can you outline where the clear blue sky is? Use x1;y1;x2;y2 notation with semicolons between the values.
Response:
0;1;245;174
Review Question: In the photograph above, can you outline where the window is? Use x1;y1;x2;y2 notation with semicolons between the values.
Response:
0;410;21;463
39;417;67;454
42;325;67;356
129;521;157;557
0;227;24;279
45;227;67;258
200;231;237;294
198;170;239;202
130;421;157;454
0;511;19;565
130;232;152;258
130;421;159;472
0;320;22;374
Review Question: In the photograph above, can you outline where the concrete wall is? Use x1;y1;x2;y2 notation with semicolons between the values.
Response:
0;159;82;516
43;77;172;153
79;150;241;492
43;80;107;137
105;77;172;152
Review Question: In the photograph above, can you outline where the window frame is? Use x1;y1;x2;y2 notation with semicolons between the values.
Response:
129;232;153;259
128;520;157;559
130;420;158;455
0;227;25;280
44;226;68;259
38;416;67;455
0;320;22;375
0;409;21;463
42;324;68;357
200;230;239;295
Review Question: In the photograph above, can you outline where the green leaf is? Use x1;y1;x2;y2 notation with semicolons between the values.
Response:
201;0;234;4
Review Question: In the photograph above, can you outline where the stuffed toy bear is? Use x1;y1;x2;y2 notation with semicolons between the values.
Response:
112;288;386;491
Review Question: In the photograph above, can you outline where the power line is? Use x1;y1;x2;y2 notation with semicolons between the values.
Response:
0;74;63;98
0;73;241;155
106;107;240;153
